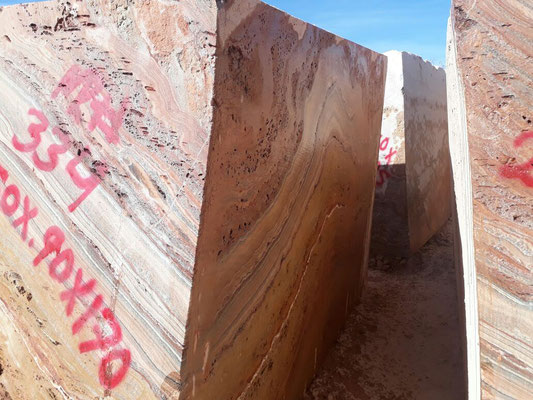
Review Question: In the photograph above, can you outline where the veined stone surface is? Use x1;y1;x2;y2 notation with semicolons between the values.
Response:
0;0;386;399
447;0;533;398
372;50;451;258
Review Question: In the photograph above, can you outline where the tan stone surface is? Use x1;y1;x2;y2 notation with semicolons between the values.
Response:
447;1;533;398
181;1;386;398
0;1;386;399
403;54;451;254
372;51;451;258
372;50;409;257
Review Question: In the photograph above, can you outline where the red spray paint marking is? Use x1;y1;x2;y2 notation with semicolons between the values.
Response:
1;65;133;387
376;136;397;187
12;108;49;153
12;196;38;241
48;248;75;283
1;64;133;387
12;109;102;213
0;165;131;388
61;268;96;317
32;126;70;172
72;294;103;335
500;159;533;188
33;226;65;267
379;137;389;151
384;148;398;165
79;307;123;353
100;348;132;390
1;184;20;217
66;154;101;212
514;130;533;148
52;65;129;144
0;165;8;184
499;130;533;188
12;64;128;213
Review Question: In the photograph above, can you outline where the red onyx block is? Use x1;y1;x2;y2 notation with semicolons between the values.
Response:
0;0;386;399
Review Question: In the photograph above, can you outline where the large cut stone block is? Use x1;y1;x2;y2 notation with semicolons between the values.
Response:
372;50;451;258
0;1;386;399
447;1;533;398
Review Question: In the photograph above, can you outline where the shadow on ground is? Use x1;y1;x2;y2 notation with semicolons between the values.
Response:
304;220;466;400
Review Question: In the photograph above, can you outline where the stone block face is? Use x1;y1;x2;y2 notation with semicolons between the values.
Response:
0;1;386;399
372;50;451;258
447;1;533;398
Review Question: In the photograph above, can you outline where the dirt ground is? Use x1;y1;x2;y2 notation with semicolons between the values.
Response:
304;220;466;400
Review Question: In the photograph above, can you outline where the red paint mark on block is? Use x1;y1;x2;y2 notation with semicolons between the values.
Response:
60;268;96;316
500;158;533;188
79;308;123;353
12;109;49;153
99;348;132;390
500;130;533;188
72;294;103;335
1;64;133;388
376;135;397;187
1;185;21;217
11;64;128;213
514;130;533;148
66;154;101;212
52;65;129;144
12;196;38;241
0;165;9;184
0;169;132;388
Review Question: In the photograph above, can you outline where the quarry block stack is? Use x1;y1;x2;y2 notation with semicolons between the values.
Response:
0;1;386;399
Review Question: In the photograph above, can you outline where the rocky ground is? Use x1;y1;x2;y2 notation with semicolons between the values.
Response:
304;220;466;400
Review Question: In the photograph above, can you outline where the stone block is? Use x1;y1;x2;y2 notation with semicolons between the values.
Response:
447;1;533;398
372;50;451;258
0;1;386;399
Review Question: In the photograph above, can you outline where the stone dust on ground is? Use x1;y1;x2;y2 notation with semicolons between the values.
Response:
304;220;466;400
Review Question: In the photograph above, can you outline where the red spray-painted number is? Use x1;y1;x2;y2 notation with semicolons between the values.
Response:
0;167;131;389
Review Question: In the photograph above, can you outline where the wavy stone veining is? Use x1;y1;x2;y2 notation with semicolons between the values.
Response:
0;0;216;397
0;0;386;399
180;1;386;399
447;0;533;398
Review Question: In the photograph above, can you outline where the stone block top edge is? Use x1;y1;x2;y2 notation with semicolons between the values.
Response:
275;7;386;57
384;50;445;72
217;0;386;58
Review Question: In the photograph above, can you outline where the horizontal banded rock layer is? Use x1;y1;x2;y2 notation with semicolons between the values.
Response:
447;0;533;398
372;50;451;258
0;0;386;399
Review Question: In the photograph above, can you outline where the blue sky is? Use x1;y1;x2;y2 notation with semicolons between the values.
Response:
1;0;450;66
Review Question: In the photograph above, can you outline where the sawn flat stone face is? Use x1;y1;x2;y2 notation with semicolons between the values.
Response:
372;50;451;258
447;0;533;398
0;1;386;399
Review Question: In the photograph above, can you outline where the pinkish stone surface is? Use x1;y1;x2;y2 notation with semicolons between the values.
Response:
447;1;533;398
